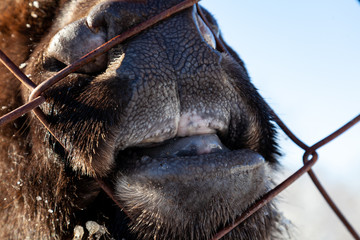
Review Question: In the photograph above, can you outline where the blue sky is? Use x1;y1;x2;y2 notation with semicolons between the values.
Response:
201;0;360;185
200;1;360;238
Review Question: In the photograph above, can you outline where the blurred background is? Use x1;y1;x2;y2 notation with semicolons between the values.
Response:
200;0;360;239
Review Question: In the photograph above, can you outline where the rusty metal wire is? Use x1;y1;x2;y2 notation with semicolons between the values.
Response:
0;0;359;239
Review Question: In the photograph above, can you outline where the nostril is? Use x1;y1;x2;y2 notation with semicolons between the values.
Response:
43;57;67;72
86;4;108;34
47;19;108;74
195;13;216;50
85;2;143;40
85;19;101;34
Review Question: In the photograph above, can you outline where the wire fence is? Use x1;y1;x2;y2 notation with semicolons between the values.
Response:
0;0;359;239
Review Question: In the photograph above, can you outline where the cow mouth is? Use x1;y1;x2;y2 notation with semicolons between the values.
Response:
113;134;269;237
117;134;265;180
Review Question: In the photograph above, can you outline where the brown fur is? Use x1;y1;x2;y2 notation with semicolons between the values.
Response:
0;1;77;238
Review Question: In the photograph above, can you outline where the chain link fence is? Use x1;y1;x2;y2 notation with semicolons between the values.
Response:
0;0;359;239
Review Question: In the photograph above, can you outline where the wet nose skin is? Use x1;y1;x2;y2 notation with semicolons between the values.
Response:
47;19;107;73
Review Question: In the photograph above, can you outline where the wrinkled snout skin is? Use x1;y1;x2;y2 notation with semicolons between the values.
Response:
0;0;281;239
